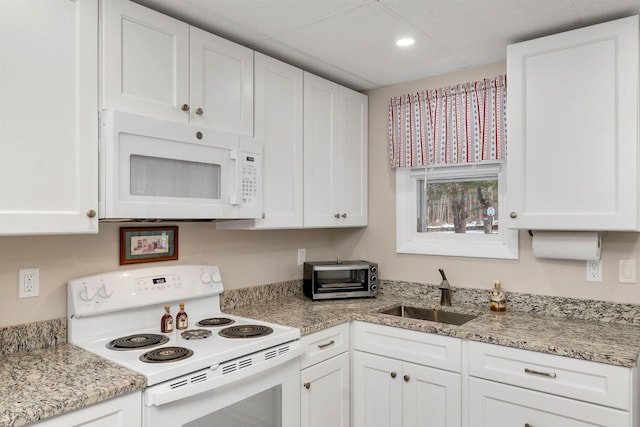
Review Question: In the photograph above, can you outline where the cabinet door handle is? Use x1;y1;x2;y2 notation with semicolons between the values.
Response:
525;424;533;427
334;213;340;219
390;371;397;379
510;212;517;218
341;213;347;218
86;209;96;218
524;368;556;378
303;382;310;390
195;107;204;115
403;374;410;382
181;104;190;112
317;340;335;349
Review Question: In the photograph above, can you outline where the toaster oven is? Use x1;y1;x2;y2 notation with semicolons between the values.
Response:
303;260;378;300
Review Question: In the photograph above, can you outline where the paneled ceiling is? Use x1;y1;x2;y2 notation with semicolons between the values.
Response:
134;0;640;91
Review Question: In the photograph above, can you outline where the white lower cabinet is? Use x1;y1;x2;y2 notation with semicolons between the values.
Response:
468;341;636;427
300;324;350;427
469;377;630;426
29;392;141;427
352;322;461;427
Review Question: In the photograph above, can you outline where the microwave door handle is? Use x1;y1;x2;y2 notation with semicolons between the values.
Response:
229;150;239;205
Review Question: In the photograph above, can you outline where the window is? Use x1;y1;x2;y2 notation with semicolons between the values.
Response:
396;161;518;259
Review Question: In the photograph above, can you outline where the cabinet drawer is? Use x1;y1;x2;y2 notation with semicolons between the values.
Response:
353;321;461;372
468;341;632;410
469;377;630;427
300;323;349;369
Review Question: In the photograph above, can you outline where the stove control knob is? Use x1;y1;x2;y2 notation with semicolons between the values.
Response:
200;271;212;284
98;283;113;298
79;285;96;301
212;271;222;283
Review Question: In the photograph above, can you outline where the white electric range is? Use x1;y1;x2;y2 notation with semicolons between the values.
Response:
67;264;302;427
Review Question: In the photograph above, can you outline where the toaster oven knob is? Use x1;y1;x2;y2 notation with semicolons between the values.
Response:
370;266;377;274
371;284;378;292
370;275;377;282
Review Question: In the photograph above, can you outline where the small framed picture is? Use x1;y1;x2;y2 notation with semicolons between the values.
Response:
119;226;178;265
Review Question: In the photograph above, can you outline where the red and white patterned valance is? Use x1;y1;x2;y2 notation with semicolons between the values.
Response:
388;75;507;168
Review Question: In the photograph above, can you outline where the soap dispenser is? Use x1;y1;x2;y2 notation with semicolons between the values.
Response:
490;280;506;312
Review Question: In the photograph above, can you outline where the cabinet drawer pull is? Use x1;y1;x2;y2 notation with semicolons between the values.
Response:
303;382;310;390
390;371;397;379
524;368;556;378
317;340;335;349
403;374;410;382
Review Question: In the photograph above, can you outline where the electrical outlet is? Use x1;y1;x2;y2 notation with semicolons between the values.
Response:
586;260;602;282
19;268;40;298
297;248;306;266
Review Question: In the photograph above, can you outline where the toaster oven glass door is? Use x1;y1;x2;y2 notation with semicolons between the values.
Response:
314;267;369;294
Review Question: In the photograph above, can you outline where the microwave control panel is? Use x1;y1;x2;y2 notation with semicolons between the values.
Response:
241;153;260;206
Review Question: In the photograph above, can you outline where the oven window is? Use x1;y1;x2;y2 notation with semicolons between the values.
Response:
185;385;282;427
130;154;221;199
316;269;367;292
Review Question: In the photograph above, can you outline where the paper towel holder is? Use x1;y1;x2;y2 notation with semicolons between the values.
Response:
529;230;603;261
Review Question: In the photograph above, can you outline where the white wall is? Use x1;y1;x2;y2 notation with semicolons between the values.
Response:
0;223;344;327
335;61;640;304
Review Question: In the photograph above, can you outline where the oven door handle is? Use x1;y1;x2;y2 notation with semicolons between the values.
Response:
145;342;303;407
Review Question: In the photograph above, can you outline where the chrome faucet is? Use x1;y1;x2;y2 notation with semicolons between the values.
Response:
438;269;452;306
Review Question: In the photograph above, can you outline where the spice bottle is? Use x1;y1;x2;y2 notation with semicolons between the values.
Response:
490;280;507;312
176;303;188;330
161;305;174;332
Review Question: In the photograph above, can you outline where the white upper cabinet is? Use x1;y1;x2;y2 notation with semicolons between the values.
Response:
101;0;253;135
304;72;368;227
0;0;99;235
189;27;254;135
217;53;304;229
507;15;639;230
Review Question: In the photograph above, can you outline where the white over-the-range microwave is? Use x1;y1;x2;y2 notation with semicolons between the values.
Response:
98;110;262;220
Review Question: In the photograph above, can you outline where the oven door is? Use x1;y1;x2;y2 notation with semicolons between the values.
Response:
100;110;252;220
143;348;301;427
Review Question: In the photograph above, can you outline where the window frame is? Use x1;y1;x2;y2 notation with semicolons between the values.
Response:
395;161;519;259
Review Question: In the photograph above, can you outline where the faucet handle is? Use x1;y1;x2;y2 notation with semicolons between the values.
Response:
438;268;448;281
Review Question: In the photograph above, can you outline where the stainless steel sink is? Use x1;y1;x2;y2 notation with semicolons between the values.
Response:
379;305;477;326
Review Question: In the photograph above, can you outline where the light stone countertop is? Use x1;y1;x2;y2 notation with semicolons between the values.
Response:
227;293;640;368
0;343;146;427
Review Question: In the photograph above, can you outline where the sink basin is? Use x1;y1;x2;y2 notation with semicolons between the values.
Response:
379;305;477;326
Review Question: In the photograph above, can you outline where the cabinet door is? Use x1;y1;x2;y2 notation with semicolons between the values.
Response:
339;87;368;227
190;27;254;135
30;392;142;427
469;377;630;427
304;72;341;227
0;0;98;235
507;16;639;230
252;53;303;228
301;352;350;427
403;361;461;427
101;0;189;123
352;351;403;427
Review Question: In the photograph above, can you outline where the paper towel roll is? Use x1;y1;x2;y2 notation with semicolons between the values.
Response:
531;231;601;261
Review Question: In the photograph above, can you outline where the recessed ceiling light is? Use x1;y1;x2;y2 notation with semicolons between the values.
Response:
396;38;415;47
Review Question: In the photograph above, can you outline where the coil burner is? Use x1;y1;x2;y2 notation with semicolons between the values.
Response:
180;329;213;340
219;325;274;339
139;346;194;363
196;317;235;327
107;334;170;351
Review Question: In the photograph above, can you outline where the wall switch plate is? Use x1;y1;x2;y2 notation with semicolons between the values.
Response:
619;260;636;283
586;260;602;282
19;268;39;298
297;248;306;266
